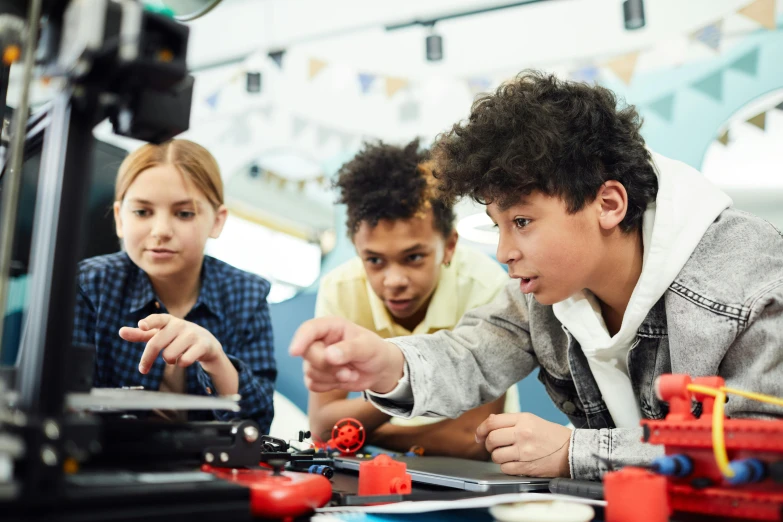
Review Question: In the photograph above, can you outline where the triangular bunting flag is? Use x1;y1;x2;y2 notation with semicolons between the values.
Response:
297;180;307;191
309;59;327;80
258;105;274;119
691;20;723;51
646;93;676;122
717;129;729;145
292;116;308;137
267;171;286;189
358;73;376;94
385;77;408;98
268;50;285;69
467;77;492;95
570;66;600;84
205;91;219;109
738;0;776;29
230;70;244;84
747;112;766;130
399;100;420;123
728;47;760;76
317;126;333;146
691;70;724;101
604;52;639;85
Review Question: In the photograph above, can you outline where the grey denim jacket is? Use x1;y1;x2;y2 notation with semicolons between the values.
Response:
371;208;783;480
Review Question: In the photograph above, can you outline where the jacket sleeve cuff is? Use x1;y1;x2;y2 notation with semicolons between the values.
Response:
365;361;412;401
196;355;250;421
365;339;432;419
569;428;610;480
570;427;665;481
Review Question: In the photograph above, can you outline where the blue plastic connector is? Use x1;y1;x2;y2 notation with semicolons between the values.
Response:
727;459;766;485
650;454;693;477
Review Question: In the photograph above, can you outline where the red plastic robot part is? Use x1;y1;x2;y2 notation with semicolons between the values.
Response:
203;461;332;520
605;467;671;522
327;418;366;455
358;454;412;497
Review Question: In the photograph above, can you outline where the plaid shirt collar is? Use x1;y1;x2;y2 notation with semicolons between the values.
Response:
125;253;224;320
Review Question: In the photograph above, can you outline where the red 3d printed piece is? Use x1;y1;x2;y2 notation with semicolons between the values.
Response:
204;462;332;520
605;467;670;522
605;374;783;522
358;454;412;497
327;417;365;455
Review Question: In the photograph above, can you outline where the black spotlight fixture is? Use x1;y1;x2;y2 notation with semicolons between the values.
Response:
425;24;443;62
246;71;262;93
623;0;645;30
249;164;260;178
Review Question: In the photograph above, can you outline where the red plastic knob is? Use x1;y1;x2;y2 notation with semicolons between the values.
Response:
358;454;412;497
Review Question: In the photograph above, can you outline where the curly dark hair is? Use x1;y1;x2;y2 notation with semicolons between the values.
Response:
335;139;455;238
432;70;658;232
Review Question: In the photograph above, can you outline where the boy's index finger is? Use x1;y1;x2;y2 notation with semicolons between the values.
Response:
139;313;172;331
119;326;157;343
138;331;165;374
289;317;345;357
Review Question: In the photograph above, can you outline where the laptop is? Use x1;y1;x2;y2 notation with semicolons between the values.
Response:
333;455;551;493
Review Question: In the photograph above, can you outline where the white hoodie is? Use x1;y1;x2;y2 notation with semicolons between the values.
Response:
552;152;733;428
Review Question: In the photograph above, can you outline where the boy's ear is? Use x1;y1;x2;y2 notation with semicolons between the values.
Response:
209;205;229;239
443;229;458;265
597;181;628;231
113;201;124;238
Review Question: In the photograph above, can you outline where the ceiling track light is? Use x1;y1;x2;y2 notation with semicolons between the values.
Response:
623;0;645;30
246;71;262;93
425;24;443;62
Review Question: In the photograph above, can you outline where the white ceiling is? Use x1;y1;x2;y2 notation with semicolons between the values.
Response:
187;0;756;75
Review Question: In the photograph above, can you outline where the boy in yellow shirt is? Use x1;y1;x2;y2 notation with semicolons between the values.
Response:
310;139;512;460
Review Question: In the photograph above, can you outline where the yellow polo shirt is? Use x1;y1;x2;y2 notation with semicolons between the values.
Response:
315;243;518;423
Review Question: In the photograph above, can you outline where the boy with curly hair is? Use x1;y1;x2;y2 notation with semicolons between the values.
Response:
294;72;783;479
309;139;513;460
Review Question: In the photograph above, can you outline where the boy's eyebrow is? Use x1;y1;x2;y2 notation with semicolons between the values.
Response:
401;243;427;253
361;244;427;256
486;197;531;216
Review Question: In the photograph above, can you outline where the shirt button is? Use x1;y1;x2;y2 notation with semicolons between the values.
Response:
154;301;160;309
562;401;576;414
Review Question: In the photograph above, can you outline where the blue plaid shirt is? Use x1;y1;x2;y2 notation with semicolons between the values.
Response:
73;252;275;433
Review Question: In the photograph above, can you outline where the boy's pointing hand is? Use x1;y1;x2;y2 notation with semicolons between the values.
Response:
290;317;405;394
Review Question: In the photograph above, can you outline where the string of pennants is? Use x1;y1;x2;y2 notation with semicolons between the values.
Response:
715;100;783;146
210;102;370;167
579;0;777;123
301;0;777;95
203;0;777;147
643;43;763;123
253;167;330;192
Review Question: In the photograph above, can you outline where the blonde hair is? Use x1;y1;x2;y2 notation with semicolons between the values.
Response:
115;139;223;209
